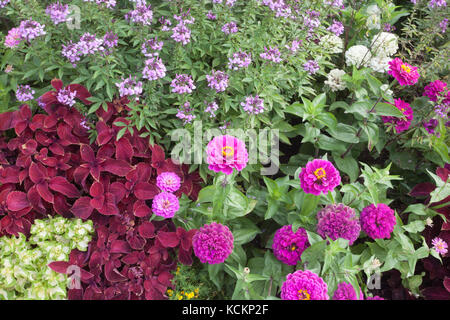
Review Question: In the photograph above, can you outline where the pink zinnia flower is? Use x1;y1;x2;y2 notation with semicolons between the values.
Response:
192;222;234;264
333;282;364;300
299;159;341;195
156;172;181;193
151;192;180;218
381;99;413;133
423;80;449;103
360;203;396;239
387;58;420;86
206;135;249;175
432;237;448;255
272;225;310;265
317;204;361;245
281;270;329;300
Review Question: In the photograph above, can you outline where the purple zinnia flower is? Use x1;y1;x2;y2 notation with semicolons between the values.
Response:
241;95;265;114
388;58;420;86
317;204;361;245
432;237;448;255
171;74;196;94
303;60;320;75
151;192;180;218
222;22;238;34
423;80;448;102
299;159;341;196
281;270;329;300
156;172;181;193
360;203;396;239
116;75;143;97
16;85;35;102
333;282;364;300
142;57;166;81
272;225;310;265
206;70;229;92
45;2;70;25
260;46;282;63
56;88;77;107
192;222;234;264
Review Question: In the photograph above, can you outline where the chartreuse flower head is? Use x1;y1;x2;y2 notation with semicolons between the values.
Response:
0;216;93;300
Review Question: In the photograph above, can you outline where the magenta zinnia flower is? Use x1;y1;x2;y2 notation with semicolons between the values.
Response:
272;225;310;265
156;172;181;193
192;222;234;264
333;282;364;300
381;99;413;133
366;295;385;300
299;159;341;195
423;80;449;103
388;58;420;86
360;203;396;239
317;204;361;245
206;135;249;175
432;237;448;255
281;270;329;300
151;192;180;218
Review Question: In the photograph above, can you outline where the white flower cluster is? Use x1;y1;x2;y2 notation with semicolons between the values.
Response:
325;69;347;92
368;32;399;73
345;45;372;68
366;4;381;30
320;34;344;54
0;217;93;300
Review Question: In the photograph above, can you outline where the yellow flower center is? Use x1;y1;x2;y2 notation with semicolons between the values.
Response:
314;168;326;180
222;146;235;157
290;245;296;251
162;200;171;209
297;289;311;300
401;64;411;73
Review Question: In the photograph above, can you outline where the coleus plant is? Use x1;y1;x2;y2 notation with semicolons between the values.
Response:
0;79;202;299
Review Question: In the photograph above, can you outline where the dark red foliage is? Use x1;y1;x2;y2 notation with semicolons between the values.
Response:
409;166;450;300
0;80;202;299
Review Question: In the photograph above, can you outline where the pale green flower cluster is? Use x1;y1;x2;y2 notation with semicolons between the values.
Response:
0;217;93;300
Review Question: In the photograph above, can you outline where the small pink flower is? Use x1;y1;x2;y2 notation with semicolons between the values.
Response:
156;172;181;193
206;135;248;175
299;159;341;195
360;203;396;239
388;58;420;86
151;192;180;218
432;237;448;255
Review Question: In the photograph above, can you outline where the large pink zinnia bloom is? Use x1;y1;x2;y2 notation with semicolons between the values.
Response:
299;159;341;195
281;270;329;300
381;98;413;133
206;135;249;175
388;58;420;86
423;80;449;103
192;222;234;264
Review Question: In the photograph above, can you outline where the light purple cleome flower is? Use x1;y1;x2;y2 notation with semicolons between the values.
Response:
151;192;180;218
62;41;83;67
84;0;116;8
299;159;341;195
78;33;104;55
16;85;35;102
286;39;302;54
222;22;238;34
434;104;449;118
206;10;217;20
205;101;219;118
206;70;229;92
316;204;361;245
45;2;70;25
171;74;196;94
241;95;265;114
103;31;118;49
440;18;448;33
171;22;191;45
281;270;329;300
4;28;22;48
56;88;77;107
141;37;163;57
324;0;344;8
423;119;439;134
333;282;364;300
327;20;344;36
176;101;196;124
116;75;143;97
272;225;310;265
303;60;320;75
125;2;153;25
428;0;447;8
143;57;166;81
228;51;252;70
260;46;282;63
0;0;10;9
156;172;181;193
18;19;46;42
192;222;234;264
360;203;396;239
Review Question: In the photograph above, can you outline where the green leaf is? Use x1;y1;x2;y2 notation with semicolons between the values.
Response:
375;102;404;117
333;153;359;182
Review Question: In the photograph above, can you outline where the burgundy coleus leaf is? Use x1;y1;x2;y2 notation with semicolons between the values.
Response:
90;182;105;210
157;231;180;248
179;248;193;266
110;240;131;254
27;185;46;214
14;105;32;136
126;231;146;250
29;162;54;203
0;110;17;131
66;84;92;105
71;197;94;219
437;167;449;182
6;191;31;212
444;277;450;293
409;182;436;198
105;260;127;283
138;222;155;239
53;194;72;218
48;261;94;282
176;227;197;252
115;138;133;162
49;176;80;198
19;139;37;156
79;144;105;181
57;122;79;145
133;200;151;218
97;193;119;216
134;182;159;200
0;166;21;184
96;121;114;146
103;159;132;177
51;78;64;91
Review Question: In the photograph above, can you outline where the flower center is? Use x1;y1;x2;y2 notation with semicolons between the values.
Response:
222;146;235;157
314;168;326;180
290;245;296;251
297;289;310;300
162;200;171;209
401;64;411;73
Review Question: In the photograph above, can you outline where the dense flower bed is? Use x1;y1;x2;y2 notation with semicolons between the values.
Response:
0;0;449;300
